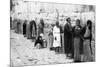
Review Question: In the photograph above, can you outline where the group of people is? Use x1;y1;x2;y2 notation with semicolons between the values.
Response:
11;18;45;47
23;19;46;48
52;17;93;62
11;17;93;62
23;19;44;40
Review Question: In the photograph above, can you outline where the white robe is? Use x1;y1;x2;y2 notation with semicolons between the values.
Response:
53;26;61;47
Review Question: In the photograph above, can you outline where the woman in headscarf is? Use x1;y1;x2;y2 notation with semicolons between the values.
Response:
30;20;37;41
83;20;93;62
38;19;44;36
73;19;83;62
53;21;61;53
48;25;54;48
16;19;21;34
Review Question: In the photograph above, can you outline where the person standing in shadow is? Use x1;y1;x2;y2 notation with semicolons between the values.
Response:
64;18;74;58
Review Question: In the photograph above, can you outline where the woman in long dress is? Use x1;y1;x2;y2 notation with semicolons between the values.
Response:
30;20;37;41
48;27;53;48
53;21;61;53
38;19;44;36
73;19;83;62
83;20;93;62
16;20;21;34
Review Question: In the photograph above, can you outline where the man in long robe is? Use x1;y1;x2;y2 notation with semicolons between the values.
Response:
23;20;27;36
64;18;74;58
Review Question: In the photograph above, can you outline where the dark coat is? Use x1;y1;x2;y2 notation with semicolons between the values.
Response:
23;21;27;35
30;20;37;38
16;21;21;34
72;25;84;57
64;23;73;54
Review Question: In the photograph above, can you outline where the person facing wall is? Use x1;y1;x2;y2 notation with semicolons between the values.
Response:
38;19;44;36
23;20;27;37
30;20;37;41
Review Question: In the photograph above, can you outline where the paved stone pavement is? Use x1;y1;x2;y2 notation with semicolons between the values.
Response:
10;30;74;67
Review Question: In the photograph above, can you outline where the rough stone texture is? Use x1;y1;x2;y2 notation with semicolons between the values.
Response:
10;30;73;67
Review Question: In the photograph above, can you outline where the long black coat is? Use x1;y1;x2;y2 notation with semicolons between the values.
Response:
23;21;27;35
64;23;73;54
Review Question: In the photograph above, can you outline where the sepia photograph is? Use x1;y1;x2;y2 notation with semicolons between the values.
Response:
10;0;95;67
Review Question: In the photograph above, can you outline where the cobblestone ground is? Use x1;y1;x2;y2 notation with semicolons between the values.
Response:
10;30;73;67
